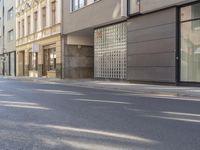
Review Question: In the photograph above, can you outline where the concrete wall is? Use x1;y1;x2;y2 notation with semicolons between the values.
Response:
141;0;197;13
64;45;94;79
62;0;126;34
4;0;16;53
0;0;3;74
0;0;16;75
4;0;16;76
127;8;177;83
0;0;3;56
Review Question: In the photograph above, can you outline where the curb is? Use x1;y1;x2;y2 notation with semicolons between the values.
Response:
3;76;200;99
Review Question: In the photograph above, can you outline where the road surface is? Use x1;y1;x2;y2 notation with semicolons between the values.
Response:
0;77;199;150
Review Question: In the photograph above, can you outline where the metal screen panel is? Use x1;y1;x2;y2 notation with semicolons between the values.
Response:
94;22;127;79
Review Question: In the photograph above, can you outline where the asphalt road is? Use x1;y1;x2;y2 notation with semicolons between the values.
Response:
0;77;199;150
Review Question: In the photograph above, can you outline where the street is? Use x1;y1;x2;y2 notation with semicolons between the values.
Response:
0;77;199;150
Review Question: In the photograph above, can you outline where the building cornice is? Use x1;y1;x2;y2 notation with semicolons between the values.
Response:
16;0;46;17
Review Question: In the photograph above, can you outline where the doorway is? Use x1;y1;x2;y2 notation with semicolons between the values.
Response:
43;48;56;76
18;51;25;76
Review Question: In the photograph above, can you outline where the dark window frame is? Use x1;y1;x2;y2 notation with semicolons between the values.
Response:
178;1;200;84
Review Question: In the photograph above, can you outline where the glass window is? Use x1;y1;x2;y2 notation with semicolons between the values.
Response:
27;16;31;34
72;0;79;11
48;48;56;71
79;0;85;8
22;19;25;37
129;0;140;15
71;0;98;11
18;21;20;38
7;7;13;20
51;1;56;25
42;7;46;28
8;29;14;41
29;52;38;70
181;3;200;21
180;3;200;82
34;11;38;32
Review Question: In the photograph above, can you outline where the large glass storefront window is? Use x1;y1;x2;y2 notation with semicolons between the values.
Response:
180;3;200;82
94;23;127;79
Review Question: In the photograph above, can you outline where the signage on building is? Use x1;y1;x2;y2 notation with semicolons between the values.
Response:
32;43;40;53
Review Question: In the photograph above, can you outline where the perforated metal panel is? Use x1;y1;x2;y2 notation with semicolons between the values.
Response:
94;23;127;79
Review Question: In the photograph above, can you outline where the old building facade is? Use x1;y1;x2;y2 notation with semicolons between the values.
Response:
16;0;62;78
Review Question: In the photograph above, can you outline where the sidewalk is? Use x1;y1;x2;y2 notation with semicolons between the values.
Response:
4;76;200;99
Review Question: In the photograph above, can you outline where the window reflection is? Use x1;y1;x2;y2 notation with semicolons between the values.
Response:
29;52;38;71
181;3;200;82
129;0;140;15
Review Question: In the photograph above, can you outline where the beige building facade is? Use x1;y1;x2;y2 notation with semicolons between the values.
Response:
16;0;62;78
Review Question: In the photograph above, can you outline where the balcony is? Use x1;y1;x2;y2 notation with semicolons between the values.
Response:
16;23;61;46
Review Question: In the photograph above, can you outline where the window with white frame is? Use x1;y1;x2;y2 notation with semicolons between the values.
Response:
71;0;98;11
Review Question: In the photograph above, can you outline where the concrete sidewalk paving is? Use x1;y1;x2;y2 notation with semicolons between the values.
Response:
3;76;200;99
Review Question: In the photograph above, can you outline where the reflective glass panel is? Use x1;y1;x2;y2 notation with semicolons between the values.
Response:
181;3;200;21
181;20;200;82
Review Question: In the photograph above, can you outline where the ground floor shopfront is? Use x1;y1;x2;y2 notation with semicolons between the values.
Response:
0;51;16;76
16;35;62;78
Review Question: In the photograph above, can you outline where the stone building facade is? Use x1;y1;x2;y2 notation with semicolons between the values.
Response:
16;0;62;78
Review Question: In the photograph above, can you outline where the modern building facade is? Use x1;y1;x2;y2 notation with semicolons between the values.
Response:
16;0;62;78
62;0;200;85
127;0;200;84
62;0;129;79
0;0;16;76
